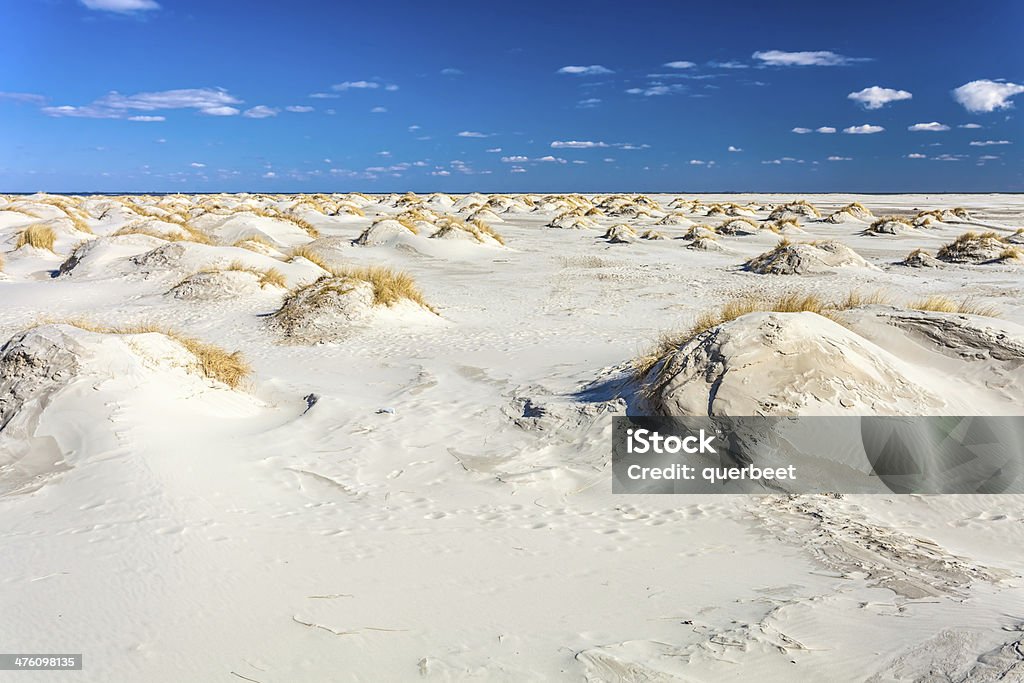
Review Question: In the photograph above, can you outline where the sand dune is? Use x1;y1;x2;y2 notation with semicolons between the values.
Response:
1;192;1023;681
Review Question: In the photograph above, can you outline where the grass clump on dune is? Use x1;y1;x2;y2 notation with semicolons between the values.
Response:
55;320;251;388
633;293;836;379
16;224;57;251
289;244;330;269
910;296;1000;317
326;264;434;311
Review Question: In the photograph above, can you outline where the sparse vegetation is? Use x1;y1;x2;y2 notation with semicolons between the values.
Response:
289;244;330;269
16;224;57;251
910;296;1000;318
325;264;434;311
936;231;1007;263
54;321;251;388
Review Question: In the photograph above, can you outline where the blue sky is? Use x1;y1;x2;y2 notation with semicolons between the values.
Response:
2;0;1022;192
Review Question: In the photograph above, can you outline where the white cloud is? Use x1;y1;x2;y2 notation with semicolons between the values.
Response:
689;159;716;166
457;130;490;138
709;60;748;69
0;92;47;105
128;115;164;122
440;68;463;76
664;61;696;69
550;140;609;148
959;123;983;129
816;126;836;133
431;170;451;176
626;84;683;96
309;92;338;99
933;154;965;161
827;156;852;161
728;145;742;152
333;81;380;91
792;127;812;134
970;139;1012;146
978;155;1000;160
370;106;387;113
906;153;927;159
603;158;615;162
501;156;529;163
486;147;502;153
753;50;867;66
535;156;566;163
80;0;159;12
953;80;1024;113
286;105;314;113
408;124;420;131
762;159;782;165
908;122;949;132
42;87;242;118
262;171;276;178
557;65;613;75
843;124;884;134
384;84;399;91
847;86;912;109
577;98;601;108
190;162;206;168
510;166;527;173
202;106;240;116
243;105;278;119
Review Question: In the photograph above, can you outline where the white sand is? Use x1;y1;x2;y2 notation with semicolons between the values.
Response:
1;193;1024;681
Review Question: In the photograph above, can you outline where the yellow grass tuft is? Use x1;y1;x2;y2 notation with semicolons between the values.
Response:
326;264;434;311
54;321;251;388
999;246;1023;262
910;296;1000;317
289;244;330;269
16;224;57;251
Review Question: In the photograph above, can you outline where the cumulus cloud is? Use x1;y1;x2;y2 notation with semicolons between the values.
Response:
847;86;912;109
41;87;242;118
500;156;529;163
577;98;601;108
908;122;949;132
128;115;164;122
80;0;159;12
952;80;1024;113
663;61;696;69
753;50;868;66
557;65;613;75
843;124;884;134
728;145;742;152
969;139;1011;146
332;80;398;92
792;127;812;134
457;131;490;138
510;166;527;173
906;153;927;159
190;162;206;168
370;106;387;113
286;105;314;113
709;60;748;69
550;140;609;149
243;105;278;119
959;123;983;129
485;148;502;153
816;126;836;133
827;156;852;161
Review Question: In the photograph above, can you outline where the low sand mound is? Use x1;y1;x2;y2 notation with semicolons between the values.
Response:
824;202;873;223
683;225;718;240
654;213;693;226
354;218;419;246
57;233;167;277
865;216;913;235
901;248;945;268
639;229;665;240
686;236;725;252
936;231;1011;264
717;218;760;236
547;211;598;229
1005;229;1024;245
0;323;253;492
745;239;872;274
267;268;437;343
170;264;287;301
635;303;1024;417
602;224;638;244
639;311;940;416
430;217;505;246
768;200;820;221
